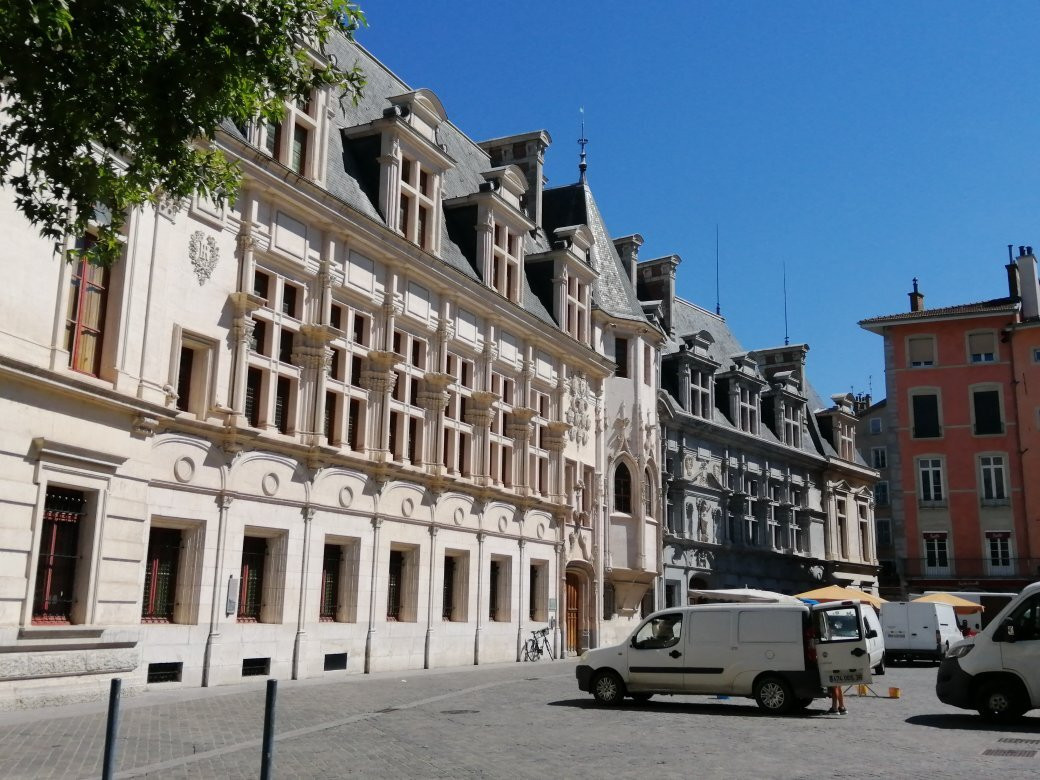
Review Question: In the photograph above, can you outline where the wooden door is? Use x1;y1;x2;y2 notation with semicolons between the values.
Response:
566;573;581;654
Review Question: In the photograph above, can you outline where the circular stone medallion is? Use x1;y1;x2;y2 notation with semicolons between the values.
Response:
173;456;195;484
261;472;280;497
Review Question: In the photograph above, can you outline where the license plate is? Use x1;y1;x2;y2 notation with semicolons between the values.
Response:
829;674;862;684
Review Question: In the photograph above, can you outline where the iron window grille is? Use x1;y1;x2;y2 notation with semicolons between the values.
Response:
32;488;86;624
141;527;181;623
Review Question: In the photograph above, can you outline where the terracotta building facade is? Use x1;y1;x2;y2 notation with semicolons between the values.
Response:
0;38;663;707
860;248;1040;595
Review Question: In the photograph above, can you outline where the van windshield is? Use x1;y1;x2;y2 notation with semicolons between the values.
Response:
816;607;862;642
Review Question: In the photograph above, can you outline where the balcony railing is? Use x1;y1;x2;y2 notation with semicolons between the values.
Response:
902;557;1040;580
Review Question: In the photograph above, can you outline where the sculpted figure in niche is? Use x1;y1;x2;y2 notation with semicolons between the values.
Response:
696;498;709;541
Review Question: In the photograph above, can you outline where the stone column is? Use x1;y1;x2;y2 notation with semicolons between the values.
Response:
418;372;454;474
227;291;263;424
465;390;499;487
680;361;692;412
507;407;536;495
544;421;572;505
360;351;400;462
293;324;335;445
476;206;494;285
379;135;402;232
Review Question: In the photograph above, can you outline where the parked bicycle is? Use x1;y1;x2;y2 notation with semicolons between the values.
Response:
522;627;555;661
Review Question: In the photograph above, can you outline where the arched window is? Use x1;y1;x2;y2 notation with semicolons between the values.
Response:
614;462;632;514
643;469;654;517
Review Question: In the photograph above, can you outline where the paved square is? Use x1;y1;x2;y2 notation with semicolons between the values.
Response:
0;661;1036;779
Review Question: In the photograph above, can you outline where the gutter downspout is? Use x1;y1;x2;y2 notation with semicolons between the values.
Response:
202;493;233;687
291;505;315;679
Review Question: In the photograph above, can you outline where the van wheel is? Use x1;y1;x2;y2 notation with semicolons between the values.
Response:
976;679;1027;721
754;675;794;714
591;671;625;706
873;659;886;676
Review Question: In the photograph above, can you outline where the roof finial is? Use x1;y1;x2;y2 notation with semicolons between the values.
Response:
578;106;588;184
912;277;919;294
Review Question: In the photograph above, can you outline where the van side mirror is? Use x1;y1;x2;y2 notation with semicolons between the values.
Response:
997;619;1016;643
866;628;878;639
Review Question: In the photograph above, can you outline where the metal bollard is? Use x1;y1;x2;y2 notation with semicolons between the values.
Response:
101;678;122;780
259;679;277;780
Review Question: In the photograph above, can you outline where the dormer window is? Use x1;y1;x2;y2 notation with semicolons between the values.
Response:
491;222;522;302
737;385;758;434
258;90;324;181
837;419;855;459
691;368;712;418
783;403;802;447
565;276;589;342
399;155;437;251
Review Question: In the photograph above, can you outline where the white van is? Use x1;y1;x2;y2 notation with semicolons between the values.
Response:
923;591;1016;633
575;601;873;714
937;581;1040;720
881;601;961;663
862;607;886;675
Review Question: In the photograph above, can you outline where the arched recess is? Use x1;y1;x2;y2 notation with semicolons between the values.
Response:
564;561;595;656
611;457;635;515
642;457;659;519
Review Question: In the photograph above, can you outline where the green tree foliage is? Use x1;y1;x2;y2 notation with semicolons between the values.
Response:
0;0;365;265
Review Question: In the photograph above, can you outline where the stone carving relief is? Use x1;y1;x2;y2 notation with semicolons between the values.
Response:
189;230;219;285
609;401;631;453
565;373;592;446
696;498;710;541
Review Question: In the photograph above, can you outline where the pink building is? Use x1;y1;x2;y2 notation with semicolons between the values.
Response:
860;248;1040;594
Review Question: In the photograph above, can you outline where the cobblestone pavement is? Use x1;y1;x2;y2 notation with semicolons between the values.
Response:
0;660;1037;779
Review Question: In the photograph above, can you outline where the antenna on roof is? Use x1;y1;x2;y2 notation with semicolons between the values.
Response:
578;107;588;184
715;223;721;315
783;261;789;346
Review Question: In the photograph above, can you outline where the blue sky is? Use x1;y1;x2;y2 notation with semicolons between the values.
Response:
357;2;1040;401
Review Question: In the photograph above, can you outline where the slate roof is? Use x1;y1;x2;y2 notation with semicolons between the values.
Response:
662;297;868;465
225;36;656;333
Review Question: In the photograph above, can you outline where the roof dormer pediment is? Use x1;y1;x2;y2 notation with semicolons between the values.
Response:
387;88;448;142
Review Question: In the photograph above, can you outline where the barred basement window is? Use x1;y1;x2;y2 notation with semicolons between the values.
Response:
141;527;181;623
32;487;86;624
241;657;270;677
147;662;183;683
238;536;267;622
324;652;347;672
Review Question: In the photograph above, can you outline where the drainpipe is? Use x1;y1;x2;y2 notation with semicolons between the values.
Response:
474;531;485;665
424;525;438;669
516;538;527;661
291;506;315;680
202;493;233;687
364;516;382;674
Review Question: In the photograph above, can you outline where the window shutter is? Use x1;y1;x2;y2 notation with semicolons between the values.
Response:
908;337;934;364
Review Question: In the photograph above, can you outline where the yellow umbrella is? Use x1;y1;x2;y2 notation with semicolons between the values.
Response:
912;592;983;614
795;585;887;610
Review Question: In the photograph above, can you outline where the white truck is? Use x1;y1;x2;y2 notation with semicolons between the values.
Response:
881;601;961;664
575;601;874;714
937;580;1040;720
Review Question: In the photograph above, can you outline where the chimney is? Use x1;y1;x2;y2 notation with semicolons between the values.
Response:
1017;245;1040;320
477;131;551;227
613;234;644;287
637;254;680;335
908;278;924;312
1006;244;1021;299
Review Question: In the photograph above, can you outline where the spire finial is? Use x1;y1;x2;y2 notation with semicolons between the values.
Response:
578;106;588;184
912;277;919;293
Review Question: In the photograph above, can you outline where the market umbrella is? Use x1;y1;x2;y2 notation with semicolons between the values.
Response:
688;588;803;604
795;585;886;610
912;592;984;614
